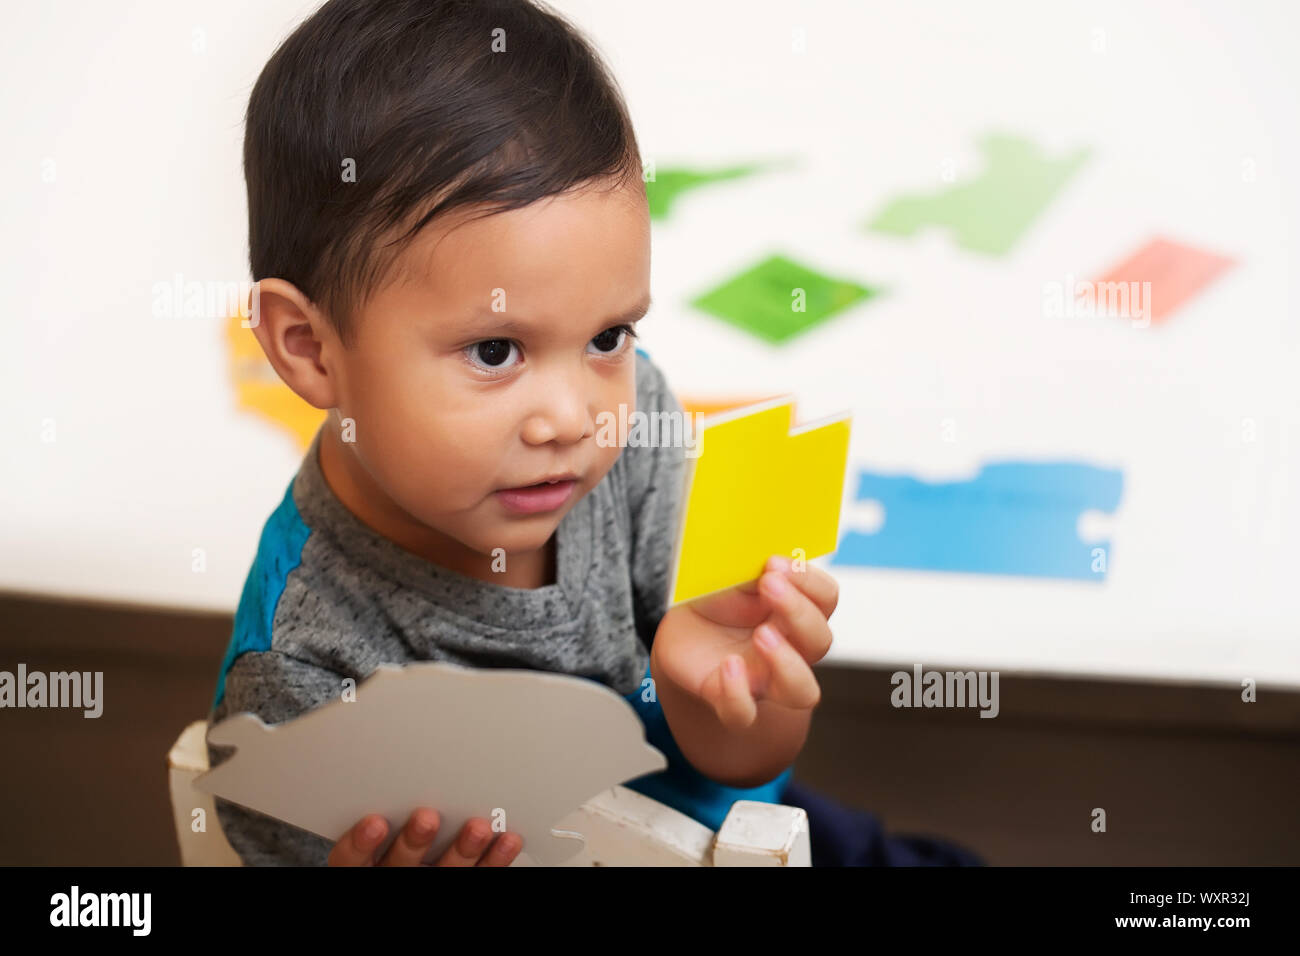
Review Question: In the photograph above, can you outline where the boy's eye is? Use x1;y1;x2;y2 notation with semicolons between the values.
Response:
465;339;521;372
588;324;638;355
463;324;638;374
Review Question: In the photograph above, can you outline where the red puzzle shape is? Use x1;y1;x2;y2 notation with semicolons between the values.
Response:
1091;236;1236;325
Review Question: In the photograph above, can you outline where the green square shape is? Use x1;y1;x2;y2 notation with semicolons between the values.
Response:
690;254;878;344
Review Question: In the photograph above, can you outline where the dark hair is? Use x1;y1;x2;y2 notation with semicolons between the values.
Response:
244;0;643;346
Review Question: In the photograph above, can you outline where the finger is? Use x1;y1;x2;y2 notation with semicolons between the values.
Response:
753;623;822;709
687;581;767;627
328;815;389;867
435;818;497;867
476;831;525;867
704;655;758;730
758;570;834;662
765;556;839;619
379;808;441;867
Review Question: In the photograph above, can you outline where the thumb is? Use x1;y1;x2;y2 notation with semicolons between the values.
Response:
703;655;758;730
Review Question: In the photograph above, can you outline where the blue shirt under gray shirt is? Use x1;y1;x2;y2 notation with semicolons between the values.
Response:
206;348;793;865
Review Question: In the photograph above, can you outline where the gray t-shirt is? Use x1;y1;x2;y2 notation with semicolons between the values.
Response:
204;349;721;865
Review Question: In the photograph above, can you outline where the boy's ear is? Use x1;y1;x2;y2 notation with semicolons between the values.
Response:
248;277;340;411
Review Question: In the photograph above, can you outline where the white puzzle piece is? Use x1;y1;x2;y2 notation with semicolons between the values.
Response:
195;662;668;866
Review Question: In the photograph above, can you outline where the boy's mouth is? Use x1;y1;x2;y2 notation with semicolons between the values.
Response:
502;472;579;491
495;477;578;515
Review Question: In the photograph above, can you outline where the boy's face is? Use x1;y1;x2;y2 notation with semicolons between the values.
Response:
312;177;651;579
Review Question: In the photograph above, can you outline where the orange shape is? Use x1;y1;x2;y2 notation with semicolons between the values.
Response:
679;395;786;418
226;312;327;449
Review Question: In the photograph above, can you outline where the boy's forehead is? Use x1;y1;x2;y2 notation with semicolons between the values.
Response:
388;187;649;308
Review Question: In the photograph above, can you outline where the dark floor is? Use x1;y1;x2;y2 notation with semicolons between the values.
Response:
1;591;1297;865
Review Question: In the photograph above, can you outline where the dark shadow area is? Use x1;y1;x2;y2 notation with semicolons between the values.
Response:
1;591;1296;865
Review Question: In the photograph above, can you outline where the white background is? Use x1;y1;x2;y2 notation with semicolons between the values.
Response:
1;0;1296;686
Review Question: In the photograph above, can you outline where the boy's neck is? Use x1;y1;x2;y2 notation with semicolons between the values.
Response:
316;426;556;589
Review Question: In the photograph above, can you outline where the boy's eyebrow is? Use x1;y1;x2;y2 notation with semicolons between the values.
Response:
452;294;652;337
608;294;653;325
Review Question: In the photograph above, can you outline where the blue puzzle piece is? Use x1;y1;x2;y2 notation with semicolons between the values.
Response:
832;461;1124;581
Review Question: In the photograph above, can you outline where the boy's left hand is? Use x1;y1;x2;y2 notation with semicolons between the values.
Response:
652;555;838;731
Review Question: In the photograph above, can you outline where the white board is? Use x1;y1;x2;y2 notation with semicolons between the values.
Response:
0;0;1295;686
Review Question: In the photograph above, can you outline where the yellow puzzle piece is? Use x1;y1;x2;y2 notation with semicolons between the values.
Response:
668;397;852;605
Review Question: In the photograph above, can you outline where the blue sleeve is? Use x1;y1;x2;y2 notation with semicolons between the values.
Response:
619;663;794;833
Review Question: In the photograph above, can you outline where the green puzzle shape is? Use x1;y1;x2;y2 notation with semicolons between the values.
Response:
868;133;1090;256
690;254;879;344
645;163;780;220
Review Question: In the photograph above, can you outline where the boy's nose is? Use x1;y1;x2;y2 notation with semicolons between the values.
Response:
521;382;591;445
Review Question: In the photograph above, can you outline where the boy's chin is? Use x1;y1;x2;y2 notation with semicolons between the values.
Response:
460;513;562;555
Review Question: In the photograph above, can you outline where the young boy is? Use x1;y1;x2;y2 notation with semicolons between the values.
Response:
207;0;838;867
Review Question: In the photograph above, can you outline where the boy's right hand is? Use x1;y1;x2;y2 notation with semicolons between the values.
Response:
327;808;523;866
